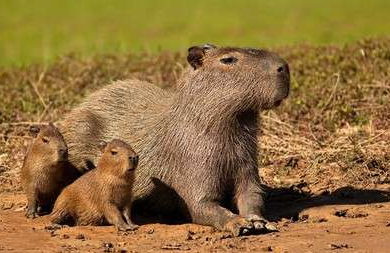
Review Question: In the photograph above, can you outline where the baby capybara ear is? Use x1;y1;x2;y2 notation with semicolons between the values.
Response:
187;46;206;70
28;125;41;138
98;141;107;153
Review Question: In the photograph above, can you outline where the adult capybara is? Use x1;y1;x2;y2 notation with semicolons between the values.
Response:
21;123;78;218
60;44;290;236
51;139;138;231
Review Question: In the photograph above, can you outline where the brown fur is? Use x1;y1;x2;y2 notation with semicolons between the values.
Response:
50;139;139;231
21;123;78;218
60;45;290;236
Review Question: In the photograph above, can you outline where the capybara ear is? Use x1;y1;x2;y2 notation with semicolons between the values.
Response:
98;141;107;152
29;125;41;138
187;46;206;70
48;122;55;128
201;44;217;50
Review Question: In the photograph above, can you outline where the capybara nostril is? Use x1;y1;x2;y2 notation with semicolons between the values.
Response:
276;63;289;75
131;155;139;168
58;148;68;158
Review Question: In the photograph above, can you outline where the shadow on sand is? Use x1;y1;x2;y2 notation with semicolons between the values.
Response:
264;185;390;222
133;183;390;225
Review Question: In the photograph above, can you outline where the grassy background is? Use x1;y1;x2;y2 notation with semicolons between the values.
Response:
0;1;389;193
1;38;389;192
1;0;390;66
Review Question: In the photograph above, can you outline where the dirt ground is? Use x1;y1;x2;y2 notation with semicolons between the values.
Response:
1;184;389;253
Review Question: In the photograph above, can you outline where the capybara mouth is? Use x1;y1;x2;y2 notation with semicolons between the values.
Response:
57;149;68;162
272;87;289;108
58;154;68;162
274;99;283;107
127;167;136;172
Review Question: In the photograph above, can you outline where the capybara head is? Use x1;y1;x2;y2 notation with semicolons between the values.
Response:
28;122;68;163
97;139;138;175
183;44;290;110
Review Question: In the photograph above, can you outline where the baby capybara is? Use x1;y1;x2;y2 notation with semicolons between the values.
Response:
60;44;290;236
21;122;77;218
50;139;138;231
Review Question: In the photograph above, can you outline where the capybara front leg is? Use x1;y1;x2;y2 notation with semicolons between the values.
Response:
25;186;38;219
104;204;136;231
236;177;277;233
123;205;138;230
236;179;264;216
190;201;255;236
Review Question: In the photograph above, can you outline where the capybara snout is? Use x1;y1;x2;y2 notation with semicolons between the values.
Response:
58;147;68;161
254;50;290;108
129;155;139;170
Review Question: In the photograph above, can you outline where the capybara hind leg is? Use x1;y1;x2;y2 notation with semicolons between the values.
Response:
189;201;254;237
123;206;138;230
25;187;38;219
104;204;136;231
51;207;71;225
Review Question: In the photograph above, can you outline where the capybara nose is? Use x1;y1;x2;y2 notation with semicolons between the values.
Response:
129;155;139;169
276;63;289;75
58;148;68;159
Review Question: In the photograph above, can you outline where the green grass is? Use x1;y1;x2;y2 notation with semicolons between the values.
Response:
1;0;390;66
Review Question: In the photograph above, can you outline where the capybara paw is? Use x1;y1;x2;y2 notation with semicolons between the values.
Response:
25;210;39;219
224;216;254;237
245;214;278;233
117;223;139;232
126;223;139;231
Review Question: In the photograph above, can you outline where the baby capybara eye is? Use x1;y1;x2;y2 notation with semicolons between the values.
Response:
42;137;49;143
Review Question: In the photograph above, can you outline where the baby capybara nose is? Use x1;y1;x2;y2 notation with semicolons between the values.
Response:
58;148;68;159
130;155;139;169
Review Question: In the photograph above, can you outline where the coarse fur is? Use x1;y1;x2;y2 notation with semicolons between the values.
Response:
60;45;290;236
51;139;139;231
21;123;78;218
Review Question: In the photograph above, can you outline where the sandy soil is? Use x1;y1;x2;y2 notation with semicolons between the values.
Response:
1;185;389;253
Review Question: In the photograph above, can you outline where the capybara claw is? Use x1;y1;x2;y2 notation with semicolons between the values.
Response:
117;224;139;232
245;214;278;233
253;221;266;230
264;223;278;232
26;211;38;219
242;228;249;235
126;223;139;231
224;216;254;237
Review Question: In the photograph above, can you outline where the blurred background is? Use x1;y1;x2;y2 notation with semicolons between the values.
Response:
1;0;389;67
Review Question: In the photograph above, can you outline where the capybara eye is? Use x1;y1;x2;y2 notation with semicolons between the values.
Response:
111;150;118;155
42;137;49;143
220;57;237;65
